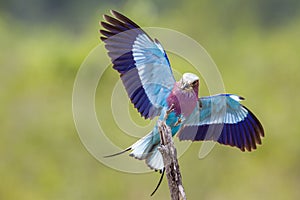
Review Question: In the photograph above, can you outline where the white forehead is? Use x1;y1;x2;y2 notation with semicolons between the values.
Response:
182;73;199;83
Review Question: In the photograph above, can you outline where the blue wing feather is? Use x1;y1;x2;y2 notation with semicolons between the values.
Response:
100;10;175;119
178;94;264;151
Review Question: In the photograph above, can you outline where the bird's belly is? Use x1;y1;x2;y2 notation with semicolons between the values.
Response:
164;111;183;136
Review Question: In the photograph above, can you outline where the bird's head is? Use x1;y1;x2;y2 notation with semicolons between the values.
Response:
180;73;199;93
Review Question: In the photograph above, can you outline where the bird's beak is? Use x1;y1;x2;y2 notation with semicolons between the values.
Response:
181;82;192;90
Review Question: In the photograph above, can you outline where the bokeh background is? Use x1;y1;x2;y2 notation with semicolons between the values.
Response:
1;0;300;199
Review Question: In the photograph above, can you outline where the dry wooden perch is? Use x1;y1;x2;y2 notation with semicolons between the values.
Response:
157;120;187;200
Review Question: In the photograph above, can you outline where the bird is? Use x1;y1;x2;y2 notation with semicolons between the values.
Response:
99;10;264;174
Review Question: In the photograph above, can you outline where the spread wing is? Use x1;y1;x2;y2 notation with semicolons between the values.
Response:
100;10;176;119
178;94;264;151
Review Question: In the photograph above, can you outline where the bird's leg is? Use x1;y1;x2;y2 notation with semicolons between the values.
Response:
174;117;182;126
164;104;175;120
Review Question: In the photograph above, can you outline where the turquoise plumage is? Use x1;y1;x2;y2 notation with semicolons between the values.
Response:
100;10;264;173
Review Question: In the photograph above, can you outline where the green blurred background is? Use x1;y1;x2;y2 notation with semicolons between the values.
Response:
1;0;300;199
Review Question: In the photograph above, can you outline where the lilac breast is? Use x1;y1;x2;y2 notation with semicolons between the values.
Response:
167;83;198;117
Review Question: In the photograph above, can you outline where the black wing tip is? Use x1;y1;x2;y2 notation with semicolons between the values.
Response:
240;147;246;152
244;106;265;137
110;10;140;27
237;107;264;152
101;10;140;28
100;36;107;41
238;95;246;100
240;96;246;100
110;9;121;17
100;10;141;42
102;14;110;21
99;21;109;28
102;14;117;25
179;119;264;152
99;29;113;37
104;9;120;18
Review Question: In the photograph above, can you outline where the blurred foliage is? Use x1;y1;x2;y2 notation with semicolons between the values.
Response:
1;0;300;199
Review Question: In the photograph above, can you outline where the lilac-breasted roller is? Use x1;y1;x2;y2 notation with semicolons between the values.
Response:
100;10;264;172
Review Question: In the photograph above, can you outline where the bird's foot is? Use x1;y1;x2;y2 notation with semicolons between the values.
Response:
164;104;175;120
174;117;182;126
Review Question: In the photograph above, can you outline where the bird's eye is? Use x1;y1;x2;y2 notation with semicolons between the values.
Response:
191;80;198;86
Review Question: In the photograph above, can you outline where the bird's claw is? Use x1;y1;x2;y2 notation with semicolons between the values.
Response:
174;117;182;126
164;104;175;120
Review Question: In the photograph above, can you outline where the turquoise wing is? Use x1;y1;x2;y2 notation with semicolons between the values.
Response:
100;10;175;119
178;94;264;151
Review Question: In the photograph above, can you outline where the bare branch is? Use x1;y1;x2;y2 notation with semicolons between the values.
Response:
158;120;187;200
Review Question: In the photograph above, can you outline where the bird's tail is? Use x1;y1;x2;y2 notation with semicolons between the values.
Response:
130;131;164;172
104;131;164;172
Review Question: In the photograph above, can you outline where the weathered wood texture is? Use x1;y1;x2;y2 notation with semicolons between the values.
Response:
158;121;187;200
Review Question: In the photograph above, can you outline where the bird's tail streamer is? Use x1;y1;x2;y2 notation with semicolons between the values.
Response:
103;147;132;158
130;131;164;171
105;131;164;171
104;130;166;195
